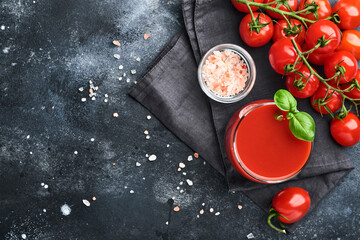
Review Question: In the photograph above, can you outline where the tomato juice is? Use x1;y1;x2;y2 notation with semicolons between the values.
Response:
225;100;312;183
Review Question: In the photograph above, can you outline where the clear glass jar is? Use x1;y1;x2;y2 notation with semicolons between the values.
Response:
224;100;312;184
197;44;256;103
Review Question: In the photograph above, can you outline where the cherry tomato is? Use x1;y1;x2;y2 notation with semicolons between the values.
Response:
269;38;303;75
337;30;360;61
305;20;341;55
342;70;360;99
331;112;360;147
270;187;311;224
311;83;342;115
302;43;334;66
273;19;306;45
332;0;360;30
231;0;265;13
324;51;358;85
264;0;297;19
239;12;274;47
298;0;332;24
286;65;320;98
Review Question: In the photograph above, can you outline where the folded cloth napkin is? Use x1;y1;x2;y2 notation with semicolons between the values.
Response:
129;0;354;232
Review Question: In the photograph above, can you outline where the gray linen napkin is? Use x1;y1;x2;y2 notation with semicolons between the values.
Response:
129;0;354;232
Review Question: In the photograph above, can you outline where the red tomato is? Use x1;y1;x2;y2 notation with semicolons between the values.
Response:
264;0;297;19
305;20;341;54
324;51;358;84
231;0;265;13
332;0;360;30
286;65;320;98
330;112;360;147
239;12;274;47
337;30;360;61
271;187;311;224
342;70;360;99
298;0;332;24
302;43;334;66
273;19;306;45
269;38;303;75
311;84;342;115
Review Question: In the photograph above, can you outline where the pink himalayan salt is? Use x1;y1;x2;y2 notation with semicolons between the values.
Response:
202;50;248;97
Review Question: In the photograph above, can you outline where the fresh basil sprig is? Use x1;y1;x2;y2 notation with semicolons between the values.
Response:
274;89;315;142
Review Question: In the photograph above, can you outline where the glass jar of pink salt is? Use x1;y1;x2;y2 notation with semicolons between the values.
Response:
198;44;256;103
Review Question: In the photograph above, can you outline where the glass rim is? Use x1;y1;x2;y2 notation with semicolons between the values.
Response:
232;101;312;184
197;43;256;104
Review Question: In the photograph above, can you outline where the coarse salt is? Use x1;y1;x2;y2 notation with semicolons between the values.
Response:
82;199;91;207
182;172;187;176
136;57;141;62
131;69;136;75
215;212;220;216
21;234;26;239
238;205;243;210
186;179;193;186
202;50;248;97
187;155;193;161
179;162;185;168
148;154;157;161
60;204;71;216
146;115;151;120
146;135;150;139
136;162;141;167
144;130;149;135
200;209;204;214
118;65;123;70
112;40;121;46
81;98;86;102
113;112;119;118
114;54;120;59
130;190;134;194
209;208;214;213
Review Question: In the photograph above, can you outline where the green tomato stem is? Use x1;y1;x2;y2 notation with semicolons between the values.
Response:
267;212;287;234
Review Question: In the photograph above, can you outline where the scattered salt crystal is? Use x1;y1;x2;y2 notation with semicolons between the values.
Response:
114;54;120;59
136;162;141;167
182;172;187;176
186;179;193;186
26;135;30;139
209;208;214;213
90;138;95;142
81;98;86;102
0;25;5;30
202;203;205;206
134;81;137;84
104;94;108;98
131;69;136;75
74;151;78;155
130;190;134;194
126;78;130;83
112;40;121;46
119;77;123;81
142;177;146;180
123;73;126;77
91;96;96;101
179;162;185;168
187;155;193;161
43;209;46;212
3;47;10;54
167;144;170;148
177;168;181;172
148;154;157;161
92;196;96;201
113;112;119;118
197;215;200;218
145;154;149;158
60;204;71;216
146;115;151;120
124;186;128;189
203;161;206;165
145;135;150;140
11;63;17;66
44;184;48;189
176;186;180;190
118;65;123;70
21;234;26;239
82;199;91;207
200;209;204;214
247;233;255;239
104;99;108;103
238;205;243;210
144;130;149;135
215;212;220;216
41;183;45;186
29;152;33;155
179;181;183;185
165;221;169;225
136;57;141;62
78;87;84;92
180;189;184;193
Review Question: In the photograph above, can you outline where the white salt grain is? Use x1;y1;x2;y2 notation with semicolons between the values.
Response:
131;69;136;75
165;221;169;225
82;199;91;207
104;99;108;103
186;179;193;186
182;172;187;176
44;184;48;189
123;73;126;77
209;208;214;213
90;138;95;142
118;65;123;70
130;190;134;194
60;204;71;216
146;115;151;120
200;209;204;214
148;154;157;161
187;155;193;161
215;212;220;216
177;168;181;172
114;54;120;59
26;135;30;139
78;87;84;92
167;144;170;148
146;135;150;139
145;154;149;158
74;151;78;155
0;25;5;30
144;130;149;135
126;78;130;83
41;183;45;186
176;186;180;190
180;189;184;193
202;203;205;206
43;209;47;212
91;96;96;101
21;234;26;239
113;112;119;118
81;97;87;102
29;152;33;155
119;77;123;81
104;94;108;98
179;181;183;185
136;162;141;167
179;162;185;168
247;233;255;239
136;57;141;62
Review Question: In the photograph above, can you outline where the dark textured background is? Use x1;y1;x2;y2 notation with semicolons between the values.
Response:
0;0;359;239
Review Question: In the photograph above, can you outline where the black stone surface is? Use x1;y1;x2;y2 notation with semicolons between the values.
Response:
0;0;359;239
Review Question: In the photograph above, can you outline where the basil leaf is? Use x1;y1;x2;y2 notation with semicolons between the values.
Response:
289;112;315;142
274;89;297;112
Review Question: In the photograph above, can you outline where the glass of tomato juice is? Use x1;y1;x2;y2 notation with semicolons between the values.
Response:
225;100;312;183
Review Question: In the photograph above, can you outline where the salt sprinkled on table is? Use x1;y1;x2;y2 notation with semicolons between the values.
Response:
60;204;71;216
82;199;90;207
187;155;193;161
148;154;157;161
247;233;255;239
